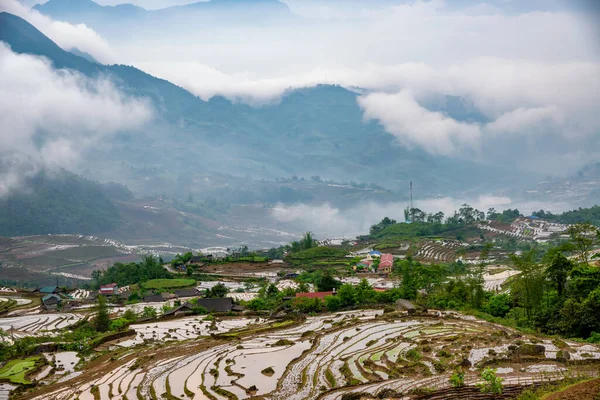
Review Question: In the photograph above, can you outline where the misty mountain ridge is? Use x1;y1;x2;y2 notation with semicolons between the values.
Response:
0;11;519;200
33;0;293;36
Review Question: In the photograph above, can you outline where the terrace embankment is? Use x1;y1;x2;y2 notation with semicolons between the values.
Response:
15;310;600;400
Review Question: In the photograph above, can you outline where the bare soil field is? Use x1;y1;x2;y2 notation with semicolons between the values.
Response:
545;378;600;400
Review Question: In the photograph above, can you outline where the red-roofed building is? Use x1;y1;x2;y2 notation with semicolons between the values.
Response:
99;283;118;295
295;291;335;299
378;253;394;274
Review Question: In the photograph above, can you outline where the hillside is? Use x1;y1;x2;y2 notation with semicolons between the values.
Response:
0;11;515;198
0;169;121;237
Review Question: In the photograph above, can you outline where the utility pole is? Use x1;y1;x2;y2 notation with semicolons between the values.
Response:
410;181;413;211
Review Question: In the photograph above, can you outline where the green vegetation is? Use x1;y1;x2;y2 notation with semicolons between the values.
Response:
533;205;600;227
477;368;503;395
424;223;600;340
487;208;522;224
449;370;465;388
93;255;171;287
143;278;196;290
93;295;110;332
0;170;120;236
203;283;228;298
0;356;40;384
516;377;596;400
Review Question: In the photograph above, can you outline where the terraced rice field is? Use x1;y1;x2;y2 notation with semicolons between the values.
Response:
416;241;461;263
0;313;84;340
0;357;40;384
116;316;267;347
21;310;600;400
0;298;32;306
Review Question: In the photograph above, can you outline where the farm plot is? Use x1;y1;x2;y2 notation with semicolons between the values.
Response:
0;313;84;338
21;311;600;400
116;316;267;347
0;357;41;384
483;269;519;291
415;241;461;263
0;298;32;306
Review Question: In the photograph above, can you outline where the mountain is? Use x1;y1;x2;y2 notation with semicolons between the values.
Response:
33;0;293;37
0;168;121;236
0;11;516;199
68;47;101;64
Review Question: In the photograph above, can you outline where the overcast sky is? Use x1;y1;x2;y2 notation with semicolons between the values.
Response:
7;0;600;177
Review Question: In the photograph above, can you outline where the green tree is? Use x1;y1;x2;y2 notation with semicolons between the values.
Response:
91;270;102;288
324;295;342;311
485;294;511;317
567;223;598;265
477;368;503;394
94;295;110;332
142;306;157;319
315;270;341;292
546;253;573;298
337;284;356;307
355;279;376;304
207;283;229;298
510;249;545;320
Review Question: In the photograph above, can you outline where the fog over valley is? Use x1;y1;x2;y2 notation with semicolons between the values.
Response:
1;2;600;400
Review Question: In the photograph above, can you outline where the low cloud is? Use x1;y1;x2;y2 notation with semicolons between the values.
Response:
0;44;152;196
358;90;481;156
116;1;599;172
270;195;575;239
0;0;114;63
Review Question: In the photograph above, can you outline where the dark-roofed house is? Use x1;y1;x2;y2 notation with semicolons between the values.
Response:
39;286;59;294
42;294;61;310
196;298;233;313
161;292;177;301
143;294;164;303
295;291;335;300
174;288;199;298
162;302;195;317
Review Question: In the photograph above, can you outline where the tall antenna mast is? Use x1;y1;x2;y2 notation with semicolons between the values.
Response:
410;181;413;210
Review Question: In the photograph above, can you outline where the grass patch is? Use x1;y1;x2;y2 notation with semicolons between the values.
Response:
0;356;40;384
142;278;196;289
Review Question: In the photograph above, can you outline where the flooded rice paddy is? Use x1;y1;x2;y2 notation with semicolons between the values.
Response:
20;310;600;400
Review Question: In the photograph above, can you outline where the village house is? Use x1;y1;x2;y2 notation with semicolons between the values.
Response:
174;288;200;298
99;283;119;296
37;286;59;294
196;297;233;313
42;294;61;310
143;294;164;303
377;253;394;274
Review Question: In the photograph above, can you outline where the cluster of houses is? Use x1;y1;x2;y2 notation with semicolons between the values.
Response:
354;251;394;274
34;282;244;314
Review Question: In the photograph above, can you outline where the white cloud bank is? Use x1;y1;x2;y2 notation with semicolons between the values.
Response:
358;90;481;156
114;1;599;171
270;195;574;239
0;44;152;197
0;0;114;63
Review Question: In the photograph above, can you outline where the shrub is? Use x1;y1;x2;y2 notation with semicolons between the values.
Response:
477;368;503;394
406;348;421;361
324;295;342;312
449;371;465;387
